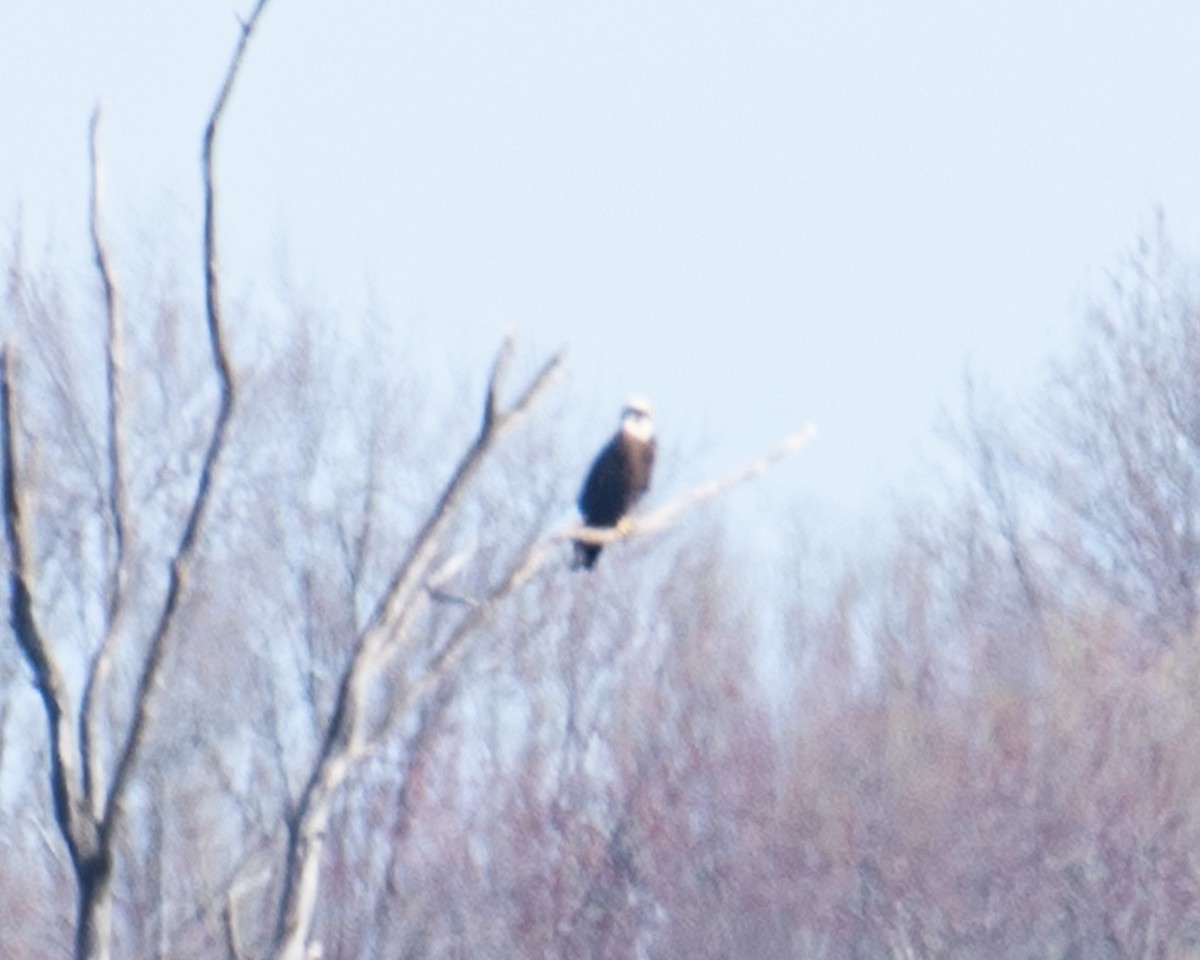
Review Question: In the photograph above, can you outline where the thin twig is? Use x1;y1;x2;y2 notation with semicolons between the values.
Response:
383;345;560;634
481;336;513;433
381;532;552;738
203;0;272;404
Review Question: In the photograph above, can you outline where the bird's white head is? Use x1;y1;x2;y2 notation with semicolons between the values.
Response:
620;396;655;442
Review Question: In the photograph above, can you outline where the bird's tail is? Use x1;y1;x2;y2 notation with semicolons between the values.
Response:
571;540;601;570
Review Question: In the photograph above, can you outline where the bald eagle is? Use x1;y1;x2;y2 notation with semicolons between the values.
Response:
573;398;656;570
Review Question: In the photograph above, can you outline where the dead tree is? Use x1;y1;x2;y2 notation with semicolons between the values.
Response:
4;4;816;957
265;341;562;960
262;394;814;959
3;4;272;959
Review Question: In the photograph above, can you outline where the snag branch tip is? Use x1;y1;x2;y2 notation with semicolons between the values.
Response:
788;423;818;448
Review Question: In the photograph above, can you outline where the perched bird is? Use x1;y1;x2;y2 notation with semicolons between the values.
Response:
573;398;656;569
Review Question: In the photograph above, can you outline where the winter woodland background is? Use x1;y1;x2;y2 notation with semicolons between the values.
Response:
5;10;1200;960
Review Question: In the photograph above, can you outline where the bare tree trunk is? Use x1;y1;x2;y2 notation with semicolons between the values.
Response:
75;865;114;960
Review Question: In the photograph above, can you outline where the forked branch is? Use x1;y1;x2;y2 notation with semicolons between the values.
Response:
102;0;273;854
362;338;561;644
270;340;563;960
2;349;97;874
7;6;273;959
269;336;812;960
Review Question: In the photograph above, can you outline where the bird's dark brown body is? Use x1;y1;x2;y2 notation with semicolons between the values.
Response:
574;401;656;570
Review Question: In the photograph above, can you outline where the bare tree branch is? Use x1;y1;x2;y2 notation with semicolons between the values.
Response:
203;0;271;403
81;103;129;817
381;530;551;738
2;348;100;879
481;335;513;432
9;6;272;958
224;858;273;960
102;0;271;834
410;425;818;715
43;7;274;958
564;423;818;547
270;340;563;960
364;338;562;642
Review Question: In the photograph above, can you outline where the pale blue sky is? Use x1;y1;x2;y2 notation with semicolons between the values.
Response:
3;0;1200;533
